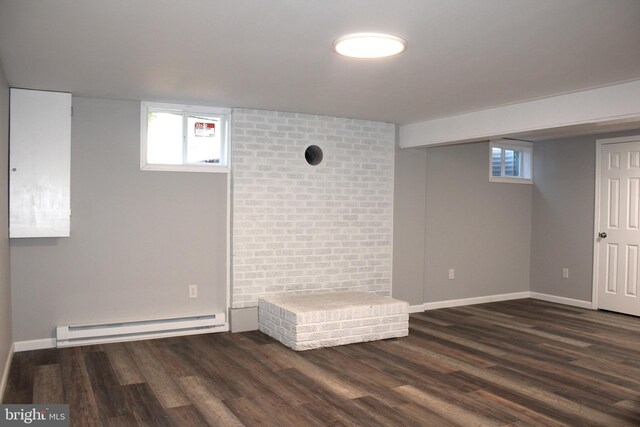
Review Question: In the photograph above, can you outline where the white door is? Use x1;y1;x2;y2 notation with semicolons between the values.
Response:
596;138;640;316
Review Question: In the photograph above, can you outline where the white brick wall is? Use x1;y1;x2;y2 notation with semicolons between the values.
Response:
258;292;409;350
231;109;395;308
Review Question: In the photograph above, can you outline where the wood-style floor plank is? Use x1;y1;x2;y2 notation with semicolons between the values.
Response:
121;383;172;427
33;364;64;404
395;384;503;426
177;376;243;426
83;351;131;420
58;347;101;426
257;342;369;400
165;405;209;426
125;341;189;409
102;343;144;386
3;298;640;426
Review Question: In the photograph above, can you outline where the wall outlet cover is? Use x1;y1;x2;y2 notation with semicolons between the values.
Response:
189;284;198;298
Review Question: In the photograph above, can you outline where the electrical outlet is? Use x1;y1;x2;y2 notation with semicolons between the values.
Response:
448;269;455;280
189;284;198;298
562;268;569;279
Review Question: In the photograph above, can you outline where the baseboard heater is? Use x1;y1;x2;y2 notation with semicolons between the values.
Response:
56;313;226;348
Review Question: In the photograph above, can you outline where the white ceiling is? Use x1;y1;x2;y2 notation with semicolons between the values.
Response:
1;0;640;125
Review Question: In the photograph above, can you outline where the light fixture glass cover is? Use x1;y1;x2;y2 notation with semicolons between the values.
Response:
333;33;407;58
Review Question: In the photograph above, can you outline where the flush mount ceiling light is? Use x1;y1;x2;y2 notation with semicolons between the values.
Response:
333;32;407;59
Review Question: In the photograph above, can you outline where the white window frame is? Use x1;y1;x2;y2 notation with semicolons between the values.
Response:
489;139;533;184
140;101;231;173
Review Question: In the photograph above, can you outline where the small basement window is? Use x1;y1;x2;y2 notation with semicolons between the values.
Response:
141;102;230;173
489;139;533;184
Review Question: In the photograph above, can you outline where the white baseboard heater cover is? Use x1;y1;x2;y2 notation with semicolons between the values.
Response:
56;313;226;348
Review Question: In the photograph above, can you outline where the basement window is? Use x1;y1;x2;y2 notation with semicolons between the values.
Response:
489;140;533;184
140;102;230;173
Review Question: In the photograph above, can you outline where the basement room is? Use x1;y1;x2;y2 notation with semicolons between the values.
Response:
1;0;640;425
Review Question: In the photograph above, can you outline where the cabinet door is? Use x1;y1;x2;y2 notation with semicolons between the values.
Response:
10;88;71;238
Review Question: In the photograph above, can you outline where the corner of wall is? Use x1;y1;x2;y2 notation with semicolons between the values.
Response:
392;146;427;305
0;343;14;401
0;62;13;401
422;142;532;303
229;307;258;332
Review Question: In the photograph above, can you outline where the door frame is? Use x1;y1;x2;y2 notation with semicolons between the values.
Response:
592;134;640;310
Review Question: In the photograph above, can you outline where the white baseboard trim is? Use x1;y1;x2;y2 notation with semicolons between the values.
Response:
1;343;15;400
409;291;593;313
408;305;425;313
14;338;56;352
409;291;530;313
529;292;593;309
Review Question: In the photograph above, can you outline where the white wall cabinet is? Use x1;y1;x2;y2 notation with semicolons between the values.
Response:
10;88;71;238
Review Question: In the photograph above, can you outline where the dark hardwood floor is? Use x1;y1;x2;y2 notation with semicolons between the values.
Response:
3;298;640;426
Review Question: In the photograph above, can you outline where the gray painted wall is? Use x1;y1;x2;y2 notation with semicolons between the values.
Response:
0;66;12;384
392;147;426;305
530;129;640;302
530;136;596;302
393;141;532;306
10;97;227;341
394;129;640;308
424;142;531;302
6;96;639;342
